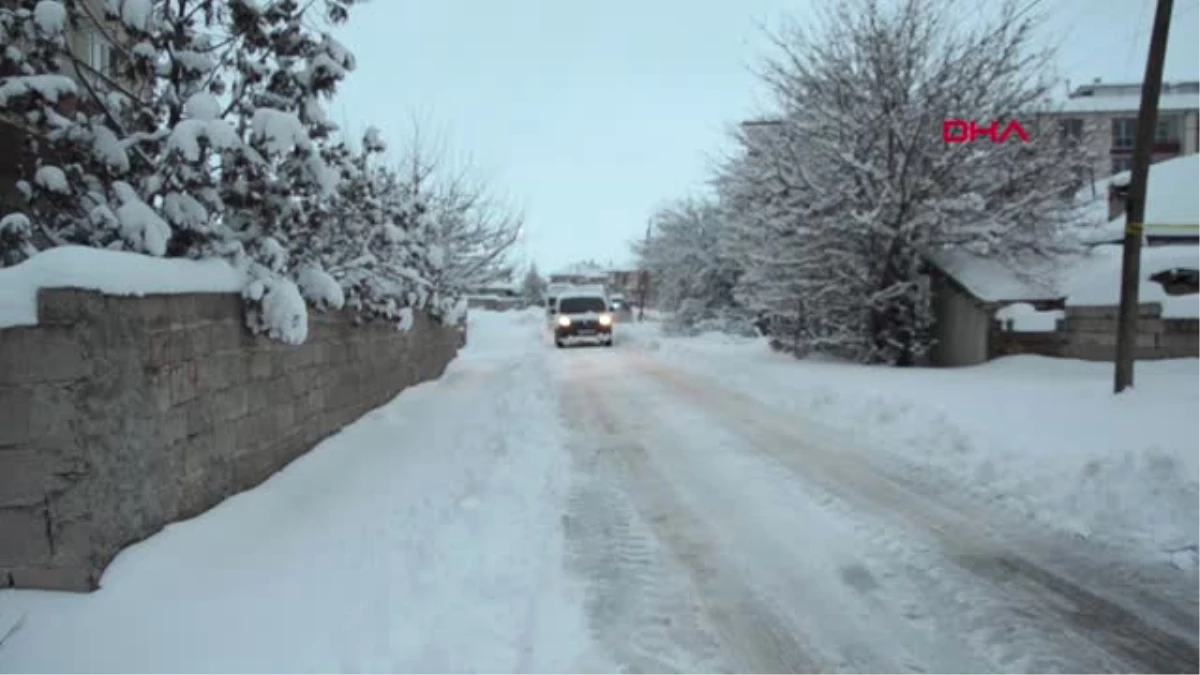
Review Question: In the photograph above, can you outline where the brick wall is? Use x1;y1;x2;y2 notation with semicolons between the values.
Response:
991;303;1199;361
0;288;459;592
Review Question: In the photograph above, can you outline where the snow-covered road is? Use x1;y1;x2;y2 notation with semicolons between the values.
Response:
0;309;1195;673
554;337;1198;672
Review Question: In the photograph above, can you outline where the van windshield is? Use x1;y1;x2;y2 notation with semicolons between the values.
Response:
559;297;608;313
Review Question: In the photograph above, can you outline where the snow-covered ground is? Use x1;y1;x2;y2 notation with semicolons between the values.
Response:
624;322;1199;568
0;308;607;673
2;310;1195;673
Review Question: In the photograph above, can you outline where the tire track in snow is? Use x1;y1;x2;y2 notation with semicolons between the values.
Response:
558;378;727;673
555;352;825;673
633;354;1199;674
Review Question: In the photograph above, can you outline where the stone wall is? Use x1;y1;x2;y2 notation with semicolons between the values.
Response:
991;303;1199;361
0;288;459;592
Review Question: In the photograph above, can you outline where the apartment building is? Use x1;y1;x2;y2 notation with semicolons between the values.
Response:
1042;80;1200;180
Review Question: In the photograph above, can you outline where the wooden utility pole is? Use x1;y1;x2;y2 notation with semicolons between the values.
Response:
1114;0;1173;393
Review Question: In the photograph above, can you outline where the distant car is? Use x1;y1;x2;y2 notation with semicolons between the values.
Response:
554;292;614;348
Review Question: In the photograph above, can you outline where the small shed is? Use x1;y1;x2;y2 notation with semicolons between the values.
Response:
926;250;1064;367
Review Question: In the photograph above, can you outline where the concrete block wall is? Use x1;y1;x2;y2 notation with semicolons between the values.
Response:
0;288;458;591
991;303;1199;362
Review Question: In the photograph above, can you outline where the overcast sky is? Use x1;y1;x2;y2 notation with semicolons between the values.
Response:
333;0;1200;274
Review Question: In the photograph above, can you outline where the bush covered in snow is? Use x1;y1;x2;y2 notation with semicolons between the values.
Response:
0;0;521;344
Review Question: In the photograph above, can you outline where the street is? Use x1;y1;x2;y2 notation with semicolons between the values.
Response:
0;310;1195;673
554;326;1198;673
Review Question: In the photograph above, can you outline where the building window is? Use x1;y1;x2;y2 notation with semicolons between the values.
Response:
1059;118;1083;140
1155;115;1180;143
1112;117;1137;150
1111;156;1133;174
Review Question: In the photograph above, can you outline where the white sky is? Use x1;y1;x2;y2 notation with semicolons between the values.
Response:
334;0;1200;273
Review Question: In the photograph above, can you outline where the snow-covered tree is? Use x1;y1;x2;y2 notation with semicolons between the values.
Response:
519;263;546;306
718;0;1093;364
393;127;524;305
633;196;743;333
0;0;525;344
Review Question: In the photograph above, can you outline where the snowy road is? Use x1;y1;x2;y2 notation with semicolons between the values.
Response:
552;330;1199;673
0;310;1195;673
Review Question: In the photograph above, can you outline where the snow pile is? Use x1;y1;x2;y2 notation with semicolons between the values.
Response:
995;303;1064;331
243;276;308;345
641;330;1199;565
296;265;344;310
0;310;605;673
0;246;245;328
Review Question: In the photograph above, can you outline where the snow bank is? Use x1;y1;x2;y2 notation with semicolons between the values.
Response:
0;309;604;673
641;330;1199;566
0;246;245;328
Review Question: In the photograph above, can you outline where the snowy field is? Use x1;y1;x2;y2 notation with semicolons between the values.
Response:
625;322;1199;568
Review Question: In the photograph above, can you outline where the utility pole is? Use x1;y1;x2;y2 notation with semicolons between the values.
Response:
637;219;651;322
1114;0;1173;394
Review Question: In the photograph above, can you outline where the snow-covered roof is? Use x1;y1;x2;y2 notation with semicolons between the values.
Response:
1086;155;1200;243
928;249;1061;302
934;244;1199;318
1062;244;1199;318
0;246;246;328
1043;91;1200;115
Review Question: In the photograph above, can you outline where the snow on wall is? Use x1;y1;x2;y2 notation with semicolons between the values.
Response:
0;287;461;592
0;246;245;329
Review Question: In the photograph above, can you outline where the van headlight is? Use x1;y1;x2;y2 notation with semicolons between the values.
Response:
598;313;612;326
557;315;571;327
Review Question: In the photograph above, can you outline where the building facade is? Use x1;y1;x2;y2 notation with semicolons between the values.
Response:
1040;80;1200;181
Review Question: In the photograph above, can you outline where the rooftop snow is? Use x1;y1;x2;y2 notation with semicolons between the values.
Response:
1044;91;1200;114
0;246;246;328
931;243;1199;318
1094;155;1200;242
928;249;1061;302
1062;244;1199;318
